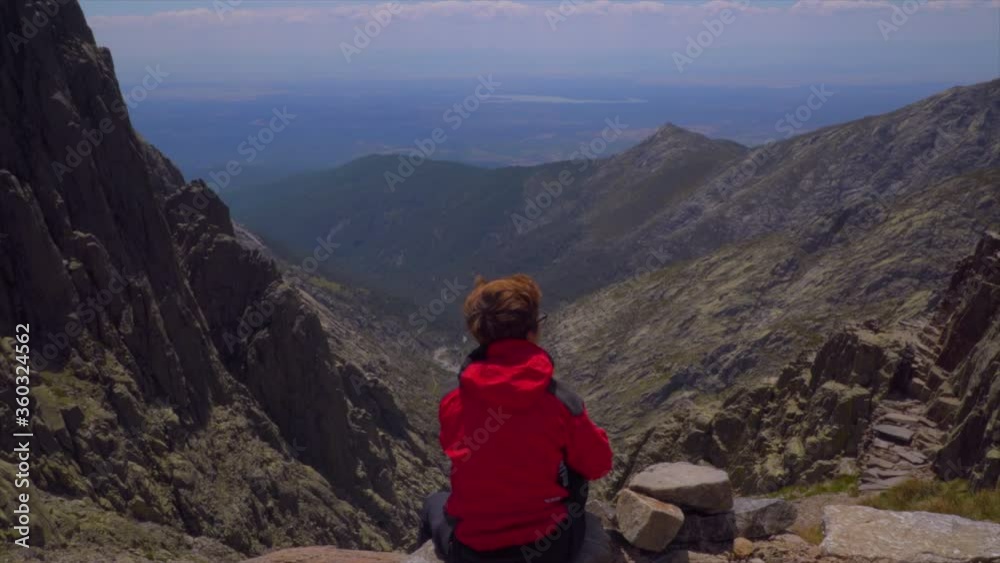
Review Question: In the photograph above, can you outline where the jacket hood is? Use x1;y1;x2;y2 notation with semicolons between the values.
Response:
459;339;554;410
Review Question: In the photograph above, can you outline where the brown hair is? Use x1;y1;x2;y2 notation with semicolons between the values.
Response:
463;274;542;345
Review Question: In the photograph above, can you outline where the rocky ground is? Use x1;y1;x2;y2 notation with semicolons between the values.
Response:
242;462;1000;563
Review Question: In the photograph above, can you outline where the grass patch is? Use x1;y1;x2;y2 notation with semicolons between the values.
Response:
796;525;824;545
307;275;345;294
776;475;859;500
861;479;1000;523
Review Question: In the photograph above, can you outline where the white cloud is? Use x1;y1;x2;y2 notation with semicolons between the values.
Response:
788;0;995;14
88;0;996;29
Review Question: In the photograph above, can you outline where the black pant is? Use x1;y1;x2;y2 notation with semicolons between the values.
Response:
419;483;588;563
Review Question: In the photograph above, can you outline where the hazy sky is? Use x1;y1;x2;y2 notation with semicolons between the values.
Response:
80;0;999;87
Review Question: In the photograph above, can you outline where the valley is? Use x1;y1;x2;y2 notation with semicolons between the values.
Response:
0;1;998;562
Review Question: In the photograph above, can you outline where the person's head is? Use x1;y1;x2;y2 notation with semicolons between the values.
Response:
463;274;543;346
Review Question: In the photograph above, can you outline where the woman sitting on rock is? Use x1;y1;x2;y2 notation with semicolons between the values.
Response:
420;274;614;563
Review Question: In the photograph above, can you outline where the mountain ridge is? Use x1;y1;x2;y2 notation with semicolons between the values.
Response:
0;2;444;560
0;1;997;561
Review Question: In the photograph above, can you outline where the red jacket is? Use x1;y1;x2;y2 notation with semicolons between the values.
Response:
440;339;613;551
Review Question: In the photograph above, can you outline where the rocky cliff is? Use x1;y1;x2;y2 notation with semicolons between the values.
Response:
545;80;998;482
604;232;1000;495
0;1;443;560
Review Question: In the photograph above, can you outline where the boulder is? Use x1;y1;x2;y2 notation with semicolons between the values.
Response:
402;542;442;563
732;498;797;539
628;462;733;513
732;537;754;559
615;489;685;551
672;511;737;550
821;505;1000;562
874;424;914;445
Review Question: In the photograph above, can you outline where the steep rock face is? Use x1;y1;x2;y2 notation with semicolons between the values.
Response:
165;182;444;538
0;1;441;559
703;330;896;490
933;232;1000;487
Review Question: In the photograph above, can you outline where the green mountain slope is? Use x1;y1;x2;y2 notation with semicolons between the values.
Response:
226;128;747;305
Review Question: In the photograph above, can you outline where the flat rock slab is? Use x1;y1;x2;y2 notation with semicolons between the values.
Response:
883;412;921;425
858;475;911;492
867;456;896;469
616;489;685;551
821;505;1000;562
895;448;928;465
874;424;914;445
872;438;895;450
243;548;406;563
733;498;797;539
628;462;733;513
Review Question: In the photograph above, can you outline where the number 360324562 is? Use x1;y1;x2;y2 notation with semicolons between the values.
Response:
14;324;30;413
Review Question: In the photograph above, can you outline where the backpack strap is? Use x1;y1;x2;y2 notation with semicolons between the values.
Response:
547;378;585;416
456;344;489;380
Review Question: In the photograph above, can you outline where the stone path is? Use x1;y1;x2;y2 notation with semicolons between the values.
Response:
857;321;955;492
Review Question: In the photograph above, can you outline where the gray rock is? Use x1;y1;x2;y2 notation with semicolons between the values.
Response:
403;541;442;563
874;424;915;445
672;511;736;550
883;412;920;425
732;498;797;539
628;462;734;513
872;437;895;449
616;489;685;552
858;475;911;492
868;456;896;469
820;505;1000;562
895;448;928;465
